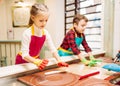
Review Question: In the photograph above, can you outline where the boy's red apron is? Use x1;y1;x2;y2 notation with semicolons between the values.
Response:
15;25;46;64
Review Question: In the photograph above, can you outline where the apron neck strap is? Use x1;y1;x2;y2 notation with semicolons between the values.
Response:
71;27;83;37
31;25;45;36
71;27;77;37
31;25;34;35
42;29;44;35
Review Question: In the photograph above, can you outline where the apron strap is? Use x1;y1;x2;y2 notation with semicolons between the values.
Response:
30;25;45;58
31;25;34;35
31;25;45;36
71;27;83;37
42;29;45;35
58;47;73;54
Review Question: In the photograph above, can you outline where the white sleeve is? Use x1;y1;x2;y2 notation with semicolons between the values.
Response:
45;30;57;53
21;29;31;58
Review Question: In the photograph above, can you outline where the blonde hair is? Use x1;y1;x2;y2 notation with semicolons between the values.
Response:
29;3;49;26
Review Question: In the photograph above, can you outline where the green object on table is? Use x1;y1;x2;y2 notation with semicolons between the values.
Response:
88;60;97;67
81;58;97;66
81;58;90;65
90;55;102;62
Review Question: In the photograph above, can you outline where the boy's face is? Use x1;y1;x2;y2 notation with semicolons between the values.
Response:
74;19;87;33
31;12;49;29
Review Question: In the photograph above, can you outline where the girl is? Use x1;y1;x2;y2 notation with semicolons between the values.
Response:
15;3;68;70
58;14;101;66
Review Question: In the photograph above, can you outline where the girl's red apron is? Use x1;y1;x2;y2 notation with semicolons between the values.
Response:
15;25;46;64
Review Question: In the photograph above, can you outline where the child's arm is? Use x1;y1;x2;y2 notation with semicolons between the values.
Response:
87;52;93;57
81;34;92;53
52;51;69;67
23;55;38;63
77;53;85;60
52;51;62;62
24;56;49;70
45;30;68;67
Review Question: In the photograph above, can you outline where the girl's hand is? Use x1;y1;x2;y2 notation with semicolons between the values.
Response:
57;62;69;67
34;59;49;70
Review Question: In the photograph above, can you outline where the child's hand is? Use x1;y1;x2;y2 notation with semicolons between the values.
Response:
38;59;49;70
57;62;69;67
34;59;49;70
90;55;102;62
88;60;97;67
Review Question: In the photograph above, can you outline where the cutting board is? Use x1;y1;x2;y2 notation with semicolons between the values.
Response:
18;70;114;86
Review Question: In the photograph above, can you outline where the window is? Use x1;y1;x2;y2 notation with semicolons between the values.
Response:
65;0;103;51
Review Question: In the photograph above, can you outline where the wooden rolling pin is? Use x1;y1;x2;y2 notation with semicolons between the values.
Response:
45;70;66;75
79;71;100;80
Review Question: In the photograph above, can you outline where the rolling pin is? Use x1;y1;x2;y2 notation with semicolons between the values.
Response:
79;71;100;80
45;70;66;75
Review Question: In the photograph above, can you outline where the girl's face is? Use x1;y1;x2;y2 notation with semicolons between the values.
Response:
31;13;49;29
74;19;87;33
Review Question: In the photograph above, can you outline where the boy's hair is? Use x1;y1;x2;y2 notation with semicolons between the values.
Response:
73;14;88;25
29;3;49;26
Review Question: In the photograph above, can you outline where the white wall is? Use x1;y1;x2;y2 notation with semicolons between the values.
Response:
0;0;7;40
0;0;64;59
40;0;65;58
45;0;64;48
0;0;36;40
113;0;120;57
0;0;64;48
103;0;114;57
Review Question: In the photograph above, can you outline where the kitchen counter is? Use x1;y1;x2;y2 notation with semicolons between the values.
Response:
0;50;115;86
0;62;116;86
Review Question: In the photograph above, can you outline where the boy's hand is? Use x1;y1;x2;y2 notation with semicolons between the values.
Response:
88;60;97;67
34;59;49;70
90;55;102;62
57;62;69;67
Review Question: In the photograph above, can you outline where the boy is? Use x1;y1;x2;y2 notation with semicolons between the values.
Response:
58;14;101;66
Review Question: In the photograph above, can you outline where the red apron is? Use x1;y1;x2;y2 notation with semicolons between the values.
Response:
15;25;46;64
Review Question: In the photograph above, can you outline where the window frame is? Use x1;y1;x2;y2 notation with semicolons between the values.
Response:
64;0;103;51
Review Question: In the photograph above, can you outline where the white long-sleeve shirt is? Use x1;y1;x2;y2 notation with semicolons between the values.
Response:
21;25;57;58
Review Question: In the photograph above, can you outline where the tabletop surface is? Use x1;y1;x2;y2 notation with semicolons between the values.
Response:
0;57;118;86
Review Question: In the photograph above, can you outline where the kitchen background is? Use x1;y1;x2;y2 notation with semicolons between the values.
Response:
0;0;120;67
